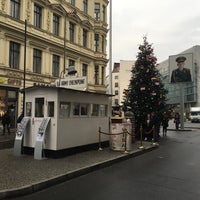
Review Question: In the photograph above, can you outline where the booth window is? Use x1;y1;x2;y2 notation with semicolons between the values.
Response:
73;103;80;116
48;102;54;117
91;104;99;116
80;104;88;116
73;103;89;116
99;104;107;117
35;98;44;117
60;102;70;118
26;102;32;116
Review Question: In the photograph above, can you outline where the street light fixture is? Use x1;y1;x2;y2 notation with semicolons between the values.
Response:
63;9;77;76
23;19;27;115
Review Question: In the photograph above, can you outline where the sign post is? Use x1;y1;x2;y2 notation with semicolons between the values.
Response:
34;117;51;160
14;117;30;156
180;83;185;130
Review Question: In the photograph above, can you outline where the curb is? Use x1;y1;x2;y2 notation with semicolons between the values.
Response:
0;145;158;199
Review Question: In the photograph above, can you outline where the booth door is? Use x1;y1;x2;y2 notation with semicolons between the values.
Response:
33;97;45;134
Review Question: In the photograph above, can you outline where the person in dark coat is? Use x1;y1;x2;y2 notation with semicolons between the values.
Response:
162;113;169;136
171;56;192;83
151;112;160;142
174;113;180;130
143;114;154;141
2;111;11;135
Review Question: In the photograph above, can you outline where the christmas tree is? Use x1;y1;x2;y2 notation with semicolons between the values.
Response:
122;36;168;128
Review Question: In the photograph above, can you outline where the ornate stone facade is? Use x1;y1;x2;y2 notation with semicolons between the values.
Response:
0;0;109;120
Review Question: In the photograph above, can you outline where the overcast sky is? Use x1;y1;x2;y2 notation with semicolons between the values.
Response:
111;0;200;63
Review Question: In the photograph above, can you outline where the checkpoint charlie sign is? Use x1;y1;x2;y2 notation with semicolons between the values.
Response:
54;76;88;91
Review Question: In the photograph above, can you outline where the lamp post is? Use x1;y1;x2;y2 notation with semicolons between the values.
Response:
109;0;112;95
23;19;27;114
63;9;77;77
63;13;67;75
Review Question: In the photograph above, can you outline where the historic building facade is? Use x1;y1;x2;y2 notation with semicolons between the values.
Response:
158;45;200;117
0;0;109;127
111;60;135;106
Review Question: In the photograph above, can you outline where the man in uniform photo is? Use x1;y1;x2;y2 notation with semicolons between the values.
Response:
171;56;192;83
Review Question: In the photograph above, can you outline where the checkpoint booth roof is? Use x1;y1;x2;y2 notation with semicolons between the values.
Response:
16;85;112;158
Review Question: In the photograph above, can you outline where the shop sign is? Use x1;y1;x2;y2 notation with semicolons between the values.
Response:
7;79;21;86
0;77;5;83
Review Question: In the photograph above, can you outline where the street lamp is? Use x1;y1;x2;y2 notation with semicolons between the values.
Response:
109;0;112;94
23;19;27;115
63;9;77;76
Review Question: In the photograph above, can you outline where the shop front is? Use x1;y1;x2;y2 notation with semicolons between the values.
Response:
0;86;19;129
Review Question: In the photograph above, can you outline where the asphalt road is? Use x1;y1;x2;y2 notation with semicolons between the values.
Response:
9;127;200;200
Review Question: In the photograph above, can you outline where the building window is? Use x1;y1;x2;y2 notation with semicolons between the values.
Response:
80;103;88;116
83;0;88;13
69;59;75;67
69;22;75;42
34;4;42;28
103;5;106;22
33;48;42;73
91;104;99;116
9;41;20;69
35;98;44;117
53;13;60;36
115;76;118;79
10;0;20;19
26;102;32;116
94;3;100;21
52;55;60;77
83;29;87;47
94;34;99;52
115;90;119;95
102;35;105;53
73;103;80;116
114;99;119;105
94;65;99;85
73;103;88;116
70;0;75;6
82;64;88;76
99;104;107;117
101;66;105;85
59;102;70;118
115;82;118;87
48;102;54;117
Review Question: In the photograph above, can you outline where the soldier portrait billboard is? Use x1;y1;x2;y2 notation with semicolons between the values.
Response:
169;53;193;83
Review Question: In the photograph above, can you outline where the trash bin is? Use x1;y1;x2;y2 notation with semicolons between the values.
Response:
110;117;132;151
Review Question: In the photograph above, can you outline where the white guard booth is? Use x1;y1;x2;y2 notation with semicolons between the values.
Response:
17;85;111;159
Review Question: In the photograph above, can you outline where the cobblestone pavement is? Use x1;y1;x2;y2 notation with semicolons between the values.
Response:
0;140;156;199
0;119;198;199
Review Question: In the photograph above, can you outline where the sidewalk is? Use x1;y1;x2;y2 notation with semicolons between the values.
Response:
1;119;197;199
0;132;15;150
0;140;157;199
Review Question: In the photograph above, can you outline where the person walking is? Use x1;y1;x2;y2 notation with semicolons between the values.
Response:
2;111;11;135
174;113;180;130
151;112;160;141
143;114;153;141
162;113;169;136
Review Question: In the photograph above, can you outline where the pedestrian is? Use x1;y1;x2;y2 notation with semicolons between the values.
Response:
17;112;24;124
174;113;180;130
162;113;169;136
151;112;160;141
143;114;153;141
2;111;11;135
